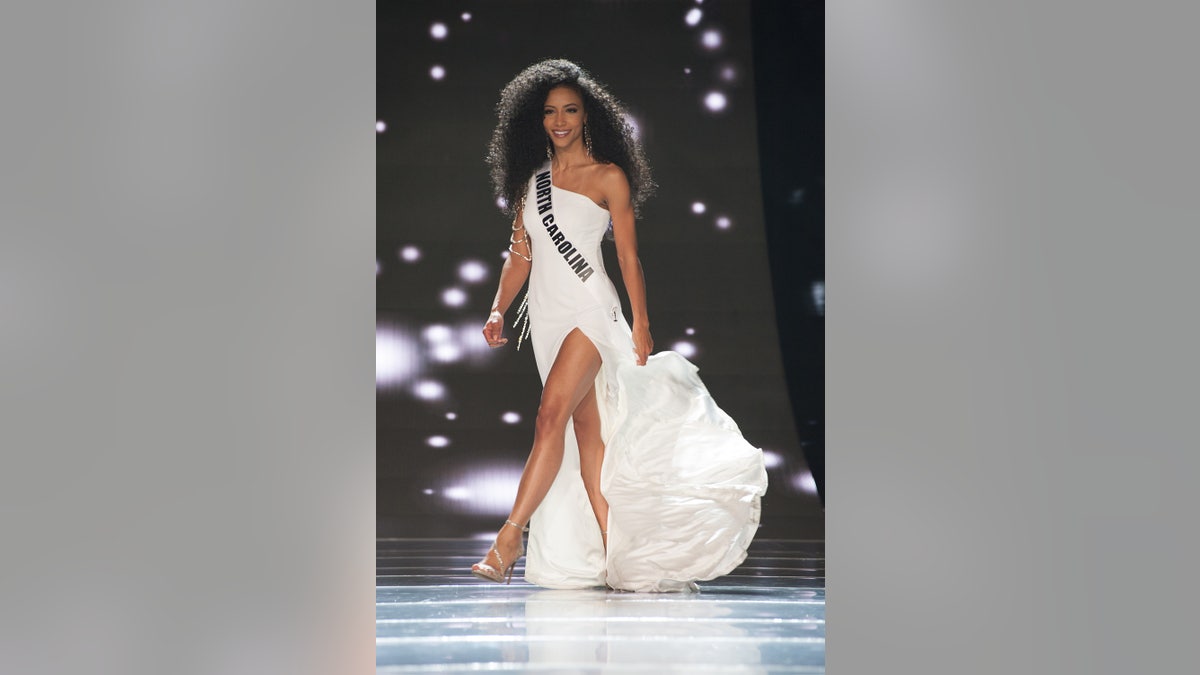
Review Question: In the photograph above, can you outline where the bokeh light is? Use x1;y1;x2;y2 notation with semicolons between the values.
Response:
445;412;458;420
793;471;818;495
461;12;471;22
704;91;727;112
442;287;467;307
691;201;707;214
430;64;446;81
715;215;732;230
399;245;421;262
459;260;488;283
426;435;450;448
685;8;702;26
701;29;723;49
413;379;445;401
501;411;522;424
671;341;697;358
376;120;386;133
430;23;447;40
376;327;420;389
762;450;784;469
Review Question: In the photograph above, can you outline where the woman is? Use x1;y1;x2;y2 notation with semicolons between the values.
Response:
473;59;767;592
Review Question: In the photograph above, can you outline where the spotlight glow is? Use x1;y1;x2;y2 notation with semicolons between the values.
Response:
501;411;522;424
500;251;510;260
715;215;732;230
704;91;727;112
701;29;723;49
458;260;488;283
671;341;697;358
461;12;471;21
496;196;508;210
376;120;386;133
399;245;421;262
763;450;784;469
431;342;462;363
376;327;420;389
685;8;702;26
430;64;446;81
426;435;450;448
445;412;457;420
442;287;467;307
423;488;435;495
691;201;707;215
812;281;826;316
793;471;819;495
683;67;692;75
685;327;695;336
444;486;471;501
423;324;452;343
413;380;445;401
430;22;448;40
719;65;737;82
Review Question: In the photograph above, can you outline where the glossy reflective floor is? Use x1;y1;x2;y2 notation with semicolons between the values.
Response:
377;539;825;673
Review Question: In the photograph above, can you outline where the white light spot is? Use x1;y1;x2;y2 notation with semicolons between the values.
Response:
685;8;702;26
376;327;420;389
691;201;707;215
683;67;692;75
763;450;784;469
812;280;825;316
704;91;727;112
793;470;819;495
685;327;696;336
461;12;472;22
426;435;450;448
501;411;521;424
442;287;467;307
496;196;508;210
439;465;525;515
459;260;488;283
443;486;471;500
701;29;723;49
445;412;457;420
500;250;510;260
413;380;445;401
399;245;421;262
431;342;462;363
376;260;380;276
430;22;448;40
720;65;737;82
430;64;446;81
672;340;697;358
376;120;386;133
423;488;435;495
423;324;452;343
715;215;731;230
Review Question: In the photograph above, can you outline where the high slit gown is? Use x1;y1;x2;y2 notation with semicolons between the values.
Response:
519;161;768;592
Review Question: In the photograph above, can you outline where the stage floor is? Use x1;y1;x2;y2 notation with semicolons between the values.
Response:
377;538;825;673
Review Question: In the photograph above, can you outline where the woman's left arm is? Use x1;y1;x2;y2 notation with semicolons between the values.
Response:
604;165;653;366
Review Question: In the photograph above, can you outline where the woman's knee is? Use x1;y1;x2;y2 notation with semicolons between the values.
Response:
534;401;570;437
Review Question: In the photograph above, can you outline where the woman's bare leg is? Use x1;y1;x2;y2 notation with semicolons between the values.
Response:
573;385;609;550
478;328;602;571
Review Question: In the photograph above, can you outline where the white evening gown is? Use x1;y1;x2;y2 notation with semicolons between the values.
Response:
519;161;768;592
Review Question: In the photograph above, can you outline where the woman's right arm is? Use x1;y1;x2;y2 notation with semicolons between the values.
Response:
483;205;531;348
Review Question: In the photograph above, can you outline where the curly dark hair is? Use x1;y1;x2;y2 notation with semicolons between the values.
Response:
487;59;655;218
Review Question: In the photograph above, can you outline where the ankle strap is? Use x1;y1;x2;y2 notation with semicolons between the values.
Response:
505;519;530;532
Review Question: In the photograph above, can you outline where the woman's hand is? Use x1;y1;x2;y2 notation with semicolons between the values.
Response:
631;322;653;366
483;310;508;348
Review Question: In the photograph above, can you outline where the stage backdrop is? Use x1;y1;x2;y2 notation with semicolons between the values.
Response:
378;0;822;539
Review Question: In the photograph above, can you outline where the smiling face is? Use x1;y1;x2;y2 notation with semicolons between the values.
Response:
542;85;587;152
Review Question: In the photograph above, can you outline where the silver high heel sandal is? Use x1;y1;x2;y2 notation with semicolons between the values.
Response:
471;519;529;584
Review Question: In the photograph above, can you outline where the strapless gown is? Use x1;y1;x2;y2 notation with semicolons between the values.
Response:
519;161;768;592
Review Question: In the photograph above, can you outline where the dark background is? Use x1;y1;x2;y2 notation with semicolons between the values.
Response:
377;0;824;538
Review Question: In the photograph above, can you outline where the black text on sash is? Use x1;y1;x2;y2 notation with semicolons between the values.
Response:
534;170;594;283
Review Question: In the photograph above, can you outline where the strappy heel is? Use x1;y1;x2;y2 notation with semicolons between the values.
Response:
471;519;529;584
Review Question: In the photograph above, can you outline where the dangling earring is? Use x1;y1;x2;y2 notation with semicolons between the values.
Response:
546;137;553;160
583;123;593;157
